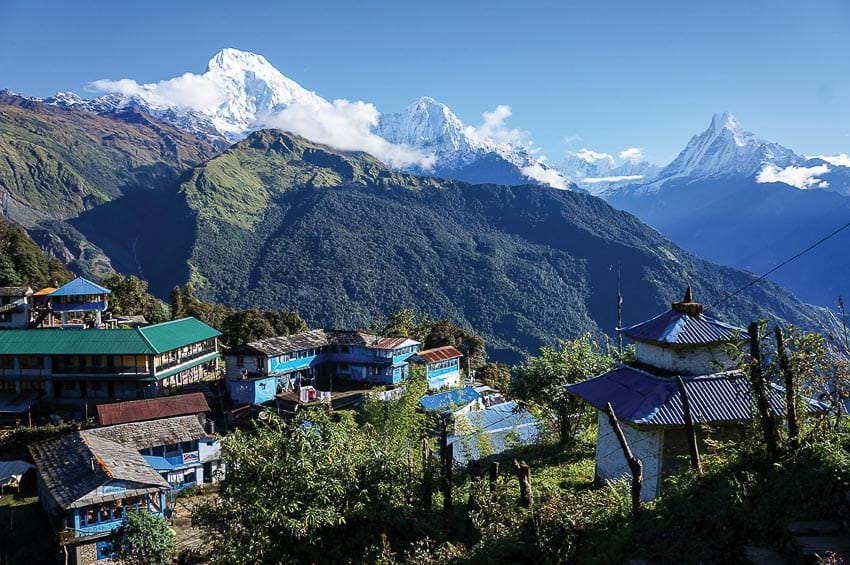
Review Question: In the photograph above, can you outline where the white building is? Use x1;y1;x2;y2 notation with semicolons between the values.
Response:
0;286;33;328
568;288;822;500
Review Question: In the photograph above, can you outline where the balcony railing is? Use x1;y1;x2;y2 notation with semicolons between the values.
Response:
157;349;218;372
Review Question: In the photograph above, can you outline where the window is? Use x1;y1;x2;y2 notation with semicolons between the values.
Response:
20;356;44;369
236;356;244;368
152;446;164;457
180;441;193;452
0;357;13;370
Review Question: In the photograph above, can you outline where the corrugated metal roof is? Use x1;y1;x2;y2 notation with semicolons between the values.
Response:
49;277;111;297
414;346;463;364
566;365;825;428
0;328;156;355
419;386;480;412
622;308;748;345
139;317;220;352
0;317;219;355
97;393;211;426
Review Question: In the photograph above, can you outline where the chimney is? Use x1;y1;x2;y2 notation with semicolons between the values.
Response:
672;286;704;316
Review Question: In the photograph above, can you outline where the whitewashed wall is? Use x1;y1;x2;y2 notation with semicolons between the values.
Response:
595;410;663;500
635;341;735;375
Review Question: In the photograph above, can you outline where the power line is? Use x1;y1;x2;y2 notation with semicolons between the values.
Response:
708;218;850;310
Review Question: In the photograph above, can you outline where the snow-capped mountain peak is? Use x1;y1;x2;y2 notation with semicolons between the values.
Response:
656;112;800;182
377;96;469;153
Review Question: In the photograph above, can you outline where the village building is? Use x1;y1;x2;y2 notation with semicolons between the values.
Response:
0;316;221;410
419;386;482;414
29;414;224;564
567;288;822;500
0;286;33;328
408;345;464;390
224;329;420;405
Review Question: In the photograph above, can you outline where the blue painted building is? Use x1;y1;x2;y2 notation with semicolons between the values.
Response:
419;386;481;414
48;277;111;329
408;345;464;390
30;414;225;563
224;330;420;405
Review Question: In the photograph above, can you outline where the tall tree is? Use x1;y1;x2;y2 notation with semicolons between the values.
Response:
512;333;616;447
170;285;184;320
101;273;169;323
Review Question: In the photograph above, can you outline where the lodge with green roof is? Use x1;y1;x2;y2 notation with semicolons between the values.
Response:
0;317;221;405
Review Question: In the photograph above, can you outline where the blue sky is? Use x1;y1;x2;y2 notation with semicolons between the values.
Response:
3;0;850;165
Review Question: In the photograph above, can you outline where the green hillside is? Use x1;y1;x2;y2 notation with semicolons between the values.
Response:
174;130;824;361
0;216;71;288
0;92;219;278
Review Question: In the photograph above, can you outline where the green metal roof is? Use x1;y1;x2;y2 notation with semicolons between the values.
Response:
0;317;220;356
138;317;221;353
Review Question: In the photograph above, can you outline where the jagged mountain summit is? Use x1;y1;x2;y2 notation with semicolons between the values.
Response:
42;49;564;188
654;112;800;183
376;96;562;187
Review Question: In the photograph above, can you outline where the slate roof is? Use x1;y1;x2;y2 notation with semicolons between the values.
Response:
227;329;419;357
414;346;463;364
622;308;747;345
0;317;219;355
567;365;825;428
88;415;208;450
419;386;481;412
0;286;32;297
96;393;211;426
29;431;168;509
49;277;111;297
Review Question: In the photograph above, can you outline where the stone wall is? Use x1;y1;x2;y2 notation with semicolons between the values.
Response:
635;341;736;375
595;410;663;500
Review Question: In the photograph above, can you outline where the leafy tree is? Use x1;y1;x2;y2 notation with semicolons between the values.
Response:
112;510;176;565
193;409;418;563
362;365;429;450
264;310;308;336
512;333;616;447
219;309;276;346
382;308;432;341
477;362;511;392
101;273;169;323
0;255;23;286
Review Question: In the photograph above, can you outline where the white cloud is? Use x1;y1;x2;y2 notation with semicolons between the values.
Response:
261;99;434;169
807;153;850;167
618;147;645;162
583;175;645;184
521;162;569;190
563;134;582;145
574;148;615;166
757;163;830;189
464;104;533;148
91;73;226;113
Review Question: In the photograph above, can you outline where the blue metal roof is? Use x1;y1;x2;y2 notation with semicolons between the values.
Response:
419;386;480;412
448;401;540;464
49;277;111;297
143;455;174;471
566;365;825;428
622;308;747;345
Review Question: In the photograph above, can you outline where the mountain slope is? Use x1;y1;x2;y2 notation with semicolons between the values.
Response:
606;113;850;306
0;92;219;277
165;130;824;362
0;216;71;287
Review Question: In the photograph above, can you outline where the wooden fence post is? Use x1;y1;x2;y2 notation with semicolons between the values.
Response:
675;376;703;475
748;322;777;459
775;325;799;446
605;402;643;514
513;459;533;509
